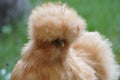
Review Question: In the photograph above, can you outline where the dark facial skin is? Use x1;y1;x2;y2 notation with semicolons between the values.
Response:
52;39;65;47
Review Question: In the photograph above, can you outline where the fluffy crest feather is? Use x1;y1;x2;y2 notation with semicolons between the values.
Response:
28;2;86;43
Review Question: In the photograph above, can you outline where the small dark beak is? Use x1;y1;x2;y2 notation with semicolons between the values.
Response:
54;39;64;47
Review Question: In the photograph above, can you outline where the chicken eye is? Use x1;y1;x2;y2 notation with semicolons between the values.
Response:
53;39;65;47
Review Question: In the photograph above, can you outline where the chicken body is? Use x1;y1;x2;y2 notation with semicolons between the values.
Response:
11;2;119;80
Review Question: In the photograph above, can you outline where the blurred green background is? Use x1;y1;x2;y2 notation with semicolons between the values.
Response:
0;0;120;80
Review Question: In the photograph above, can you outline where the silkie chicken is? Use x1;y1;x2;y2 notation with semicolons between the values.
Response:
11;2;119;80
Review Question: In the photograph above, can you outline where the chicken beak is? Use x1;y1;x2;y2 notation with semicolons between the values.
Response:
61;42;64;47
57;39;64;47
59;40;64;47
54;39;65;47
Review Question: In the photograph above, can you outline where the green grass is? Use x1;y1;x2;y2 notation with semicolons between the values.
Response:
0;0;120;80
